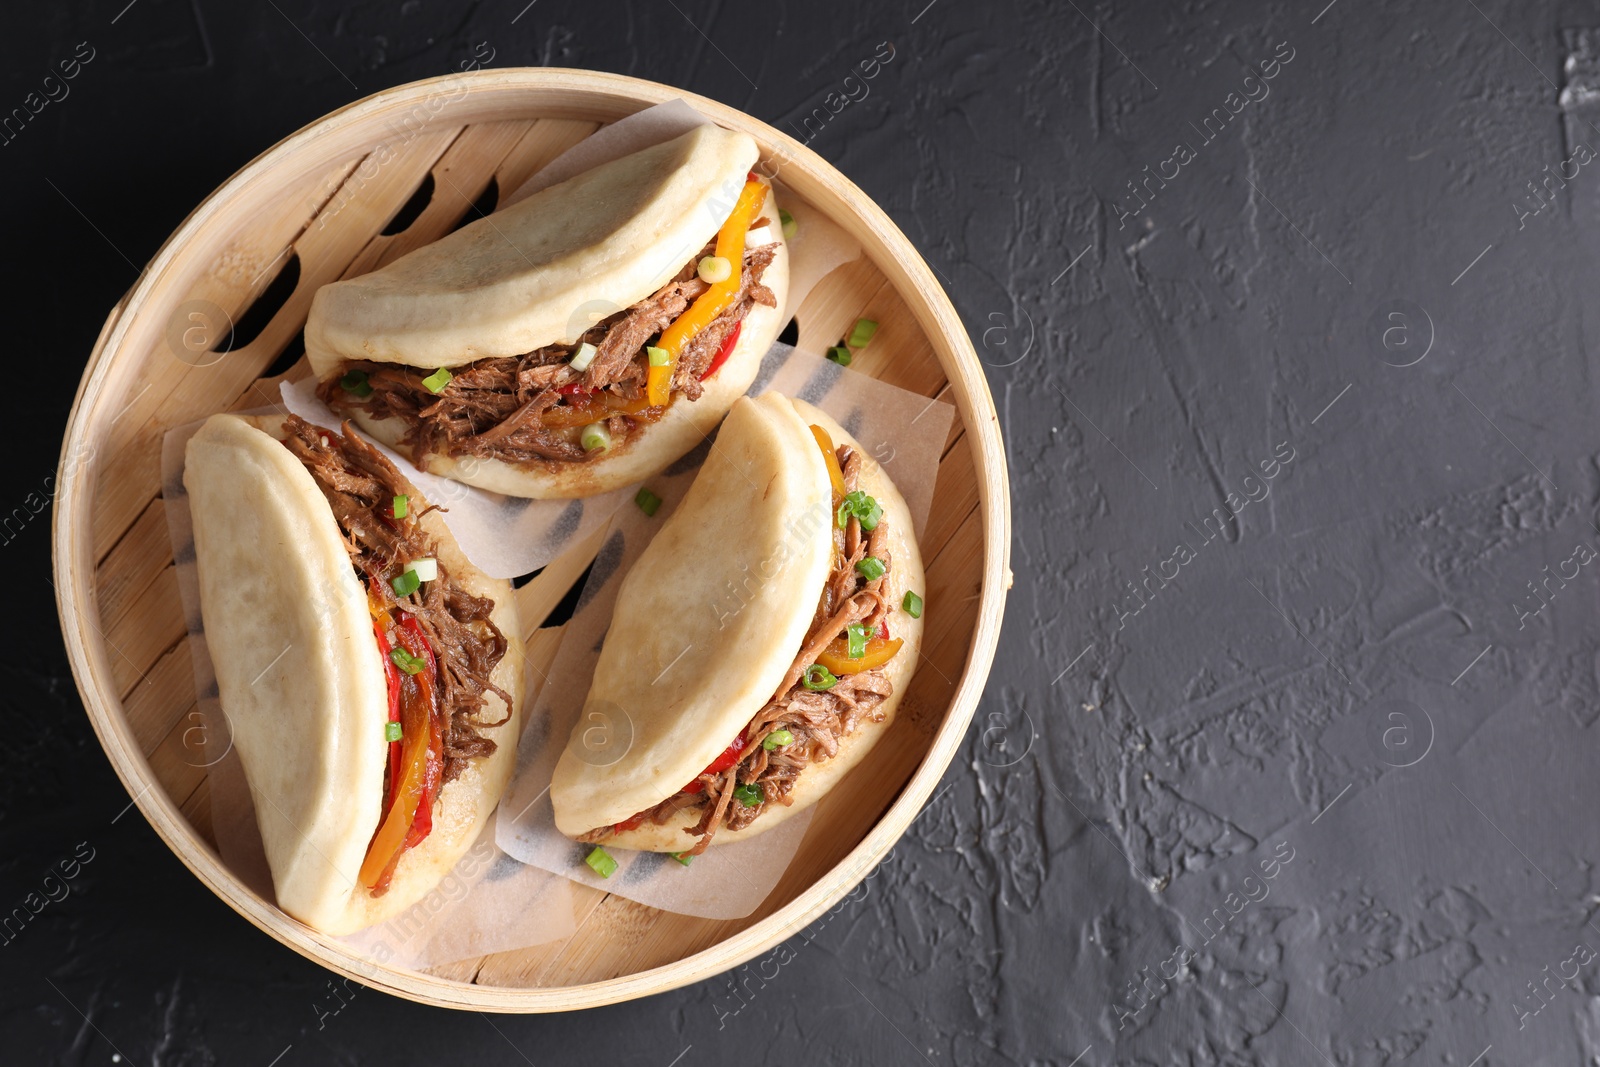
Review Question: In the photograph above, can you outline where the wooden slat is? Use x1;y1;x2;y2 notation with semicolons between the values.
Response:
179;776;214;850
145;698;210;825
921;432;978;567
95;496;170;632
123;636;195;756
493;119;599;199
106;564;185;697
347;120;531;277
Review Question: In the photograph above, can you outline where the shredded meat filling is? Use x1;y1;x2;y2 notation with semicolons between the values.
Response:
321;244;778;469
281;415;513;784
578;443;897;853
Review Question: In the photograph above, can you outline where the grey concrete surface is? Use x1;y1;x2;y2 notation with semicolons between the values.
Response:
5;0;1597;1063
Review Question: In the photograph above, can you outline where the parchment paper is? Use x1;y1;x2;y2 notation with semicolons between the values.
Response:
282;99;862;580
493;342;954;920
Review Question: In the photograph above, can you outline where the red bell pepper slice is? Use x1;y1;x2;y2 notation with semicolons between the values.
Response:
698;320;742;382
612;811;649;833
680;733;747;795
360;613;442;893
396;616;442;852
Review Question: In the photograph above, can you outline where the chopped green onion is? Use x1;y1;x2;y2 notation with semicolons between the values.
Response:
670;851;693;867
697;255;732;284
389;646;425;675
635;487;662;516
421;367;453;393
580;422;612;453
827;345;852;366
802;664;837;691
385;721;403;742
585;846;618;879
846;622;870;660
646;346;670;367
855;556;886;581
763;729;794;751
836;490;883;531
847;318;879;349
732;783;763;808
390;569;421;597
779;208;797;240
391;494;408;519
902;590;924;619
339;370;373;398
407;558;437;583
568;341;598;373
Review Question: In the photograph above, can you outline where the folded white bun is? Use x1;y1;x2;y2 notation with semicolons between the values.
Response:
183;413;524;935
304;124;789;499
550;395;924;849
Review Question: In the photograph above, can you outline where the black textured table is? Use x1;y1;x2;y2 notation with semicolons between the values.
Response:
9;1;1599;1063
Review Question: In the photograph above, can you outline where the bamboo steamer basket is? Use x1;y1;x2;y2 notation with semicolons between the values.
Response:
52;69;1010;1011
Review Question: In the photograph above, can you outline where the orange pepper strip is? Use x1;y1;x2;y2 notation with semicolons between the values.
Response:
604;393;655;415
540;398;610;428
816;634;904;676
810;424;847;503
358;658;432;889
541;390;661;429
647;179;768;407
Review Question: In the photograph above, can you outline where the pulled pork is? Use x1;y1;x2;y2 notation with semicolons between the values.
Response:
320;243;778;469
579;443;898;854
281;414;513;784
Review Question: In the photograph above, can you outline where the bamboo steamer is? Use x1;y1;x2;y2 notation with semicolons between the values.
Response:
52;69;1010;1011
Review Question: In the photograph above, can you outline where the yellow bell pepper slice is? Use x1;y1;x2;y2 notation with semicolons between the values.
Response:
647;178;769;407
810;424;848;502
